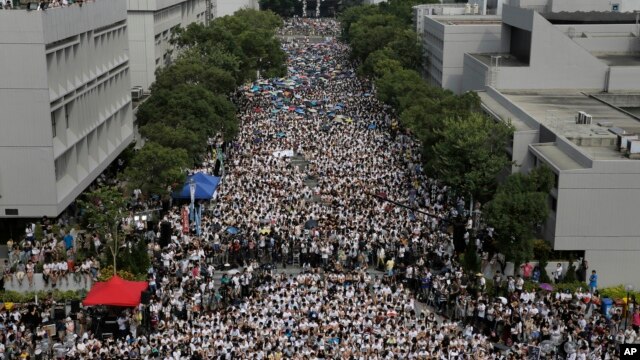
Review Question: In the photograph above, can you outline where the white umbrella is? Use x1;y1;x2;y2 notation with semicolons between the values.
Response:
227;269;240;275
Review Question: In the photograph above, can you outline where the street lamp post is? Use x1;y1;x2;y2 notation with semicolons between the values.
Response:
189;179;196;212
109;214;122;276
625;284;634;329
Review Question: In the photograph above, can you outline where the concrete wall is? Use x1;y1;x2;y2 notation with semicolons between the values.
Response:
462;53;490;91
508;0;548;12
608;67;640;92
439;22;507;93
128;0;207;91
586;250;639;288
0;0;133;218
216;0;257;17
550;0;640;13
554;160;640;252
496;6;609;91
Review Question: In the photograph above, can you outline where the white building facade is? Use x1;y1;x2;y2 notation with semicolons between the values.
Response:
127;0;260;92
416;2;640;287
0;0;134;218
127;0;210;92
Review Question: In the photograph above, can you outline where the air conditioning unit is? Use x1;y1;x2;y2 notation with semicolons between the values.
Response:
575;111;593;125
131;87;143;100
617;134;638;151
628;139;640;159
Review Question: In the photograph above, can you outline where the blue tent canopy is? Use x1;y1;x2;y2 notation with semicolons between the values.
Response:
172;173;221;200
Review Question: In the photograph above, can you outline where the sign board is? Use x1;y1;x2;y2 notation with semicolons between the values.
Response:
527;346;541;360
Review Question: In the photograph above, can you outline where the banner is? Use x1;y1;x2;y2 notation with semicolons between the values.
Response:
181;206;189;234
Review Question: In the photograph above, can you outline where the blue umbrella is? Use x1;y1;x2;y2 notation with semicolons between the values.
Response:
363;93;371;97
276;132;286;138
226;227;239;235
295;108;305;114
368;123;377;130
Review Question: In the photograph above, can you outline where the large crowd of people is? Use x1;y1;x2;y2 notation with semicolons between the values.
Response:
0;18;638;359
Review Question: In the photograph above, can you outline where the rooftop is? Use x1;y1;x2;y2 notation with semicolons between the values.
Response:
471;53;529;67
542;11;640;25
594;53;640;67
429;15;502;26
502;90;640;160
530;143;587;170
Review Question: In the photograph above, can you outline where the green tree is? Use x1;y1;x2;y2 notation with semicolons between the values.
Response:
152;52;237;95
173;10;286;83
484;166;554;267
430;113;513;202
124;142;189;197
139;123;203;159
359;48;403;77
462;239;481;273
349;14;405;62
77;186;128;241
77;187;129;275
375;68;431;112
137;84;238;157
339;5;381;41
386;29;423;71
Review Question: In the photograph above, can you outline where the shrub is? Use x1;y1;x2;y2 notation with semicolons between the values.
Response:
97;266;147;282
599;285;640;300
0;290;84;303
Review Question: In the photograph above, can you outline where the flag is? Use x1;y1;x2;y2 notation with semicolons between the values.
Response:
195;204;202;237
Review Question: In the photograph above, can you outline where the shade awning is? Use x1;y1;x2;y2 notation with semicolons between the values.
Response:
83;275;148;307
172;173;221;200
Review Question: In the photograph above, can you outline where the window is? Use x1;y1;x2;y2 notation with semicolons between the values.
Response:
51;113;57;137
65;103;70;129
612;4;619;11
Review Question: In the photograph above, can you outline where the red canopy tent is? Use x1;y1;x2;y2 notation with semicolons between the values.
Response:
83;275;148;307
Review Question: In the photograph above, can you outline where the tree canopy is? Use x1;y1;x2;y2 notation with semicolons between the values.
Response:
124;142;189;197
126;8;286;198
484;166;554;266
430;114;513;202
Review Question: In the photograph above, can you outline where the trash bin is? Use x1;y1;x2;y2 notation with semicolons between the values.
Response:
602;298;614;319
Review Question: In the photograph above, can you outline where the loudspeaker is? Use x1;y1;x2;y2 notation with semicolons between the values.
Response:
213;159;221;177
54;306;66;321
140;289;151;305
160;221;171;247
452;222;466;254
70;300;80;314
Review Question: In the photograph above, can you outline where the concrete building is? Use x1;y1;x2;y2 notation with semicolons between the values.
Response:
416;2;640;287
415;0;640;94
0;0;134;218
127;0;210;92
127;0;259;93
